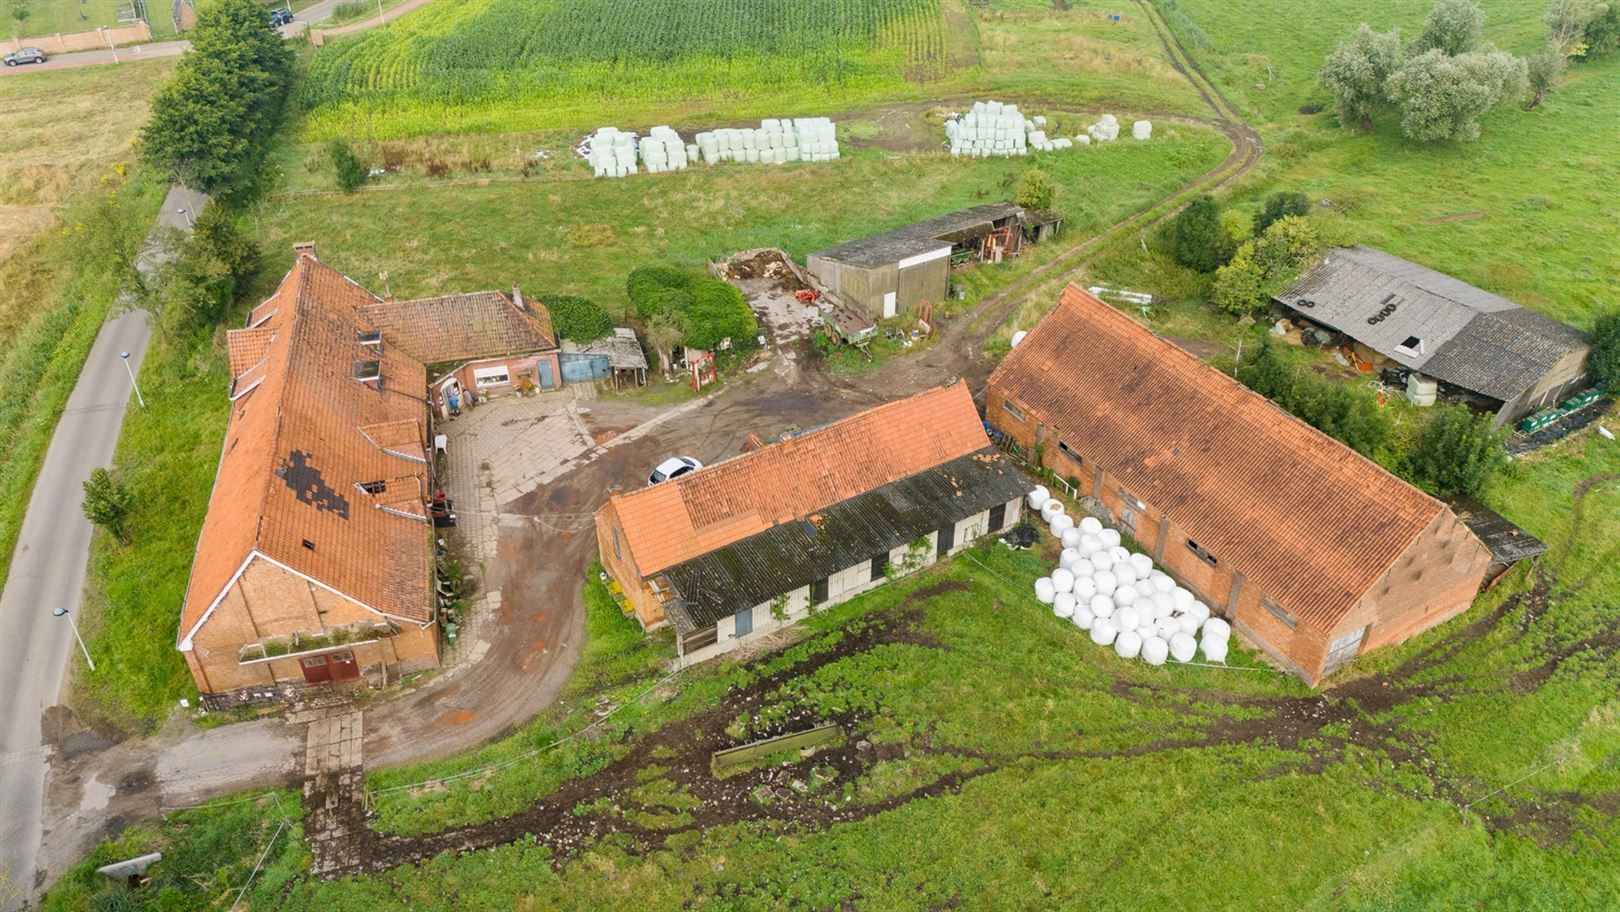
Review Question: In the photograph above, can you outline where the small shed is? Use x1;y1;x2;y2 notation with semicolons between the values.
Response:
805;203;1025;320
1447;496;1548;587
1024;209;1065;243
559;328;649;389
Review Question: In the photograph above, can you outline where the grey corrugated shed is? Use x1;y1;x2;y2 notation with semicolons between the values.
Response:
1448;496;1547;565
809;203;1024;268
658;449;1028;632
559;327;648;371
1277;246;1587;402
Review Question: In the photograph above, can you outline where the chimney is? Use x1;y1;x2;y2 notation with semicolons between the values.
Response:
293;241;317;260
512;285;527;312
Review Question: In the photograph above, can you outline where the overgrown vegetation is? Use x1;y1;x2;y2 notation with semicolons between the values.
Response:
624;266;758;354
329;139;369;193
1589;309;1620;390
1236;340;1392;458
1400;403;1508;498
544;294;613;342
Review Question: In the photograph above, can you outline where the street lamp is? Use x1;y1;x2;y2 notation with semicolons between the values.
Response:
52;607;95;672
177;207;192;229
120;351;146;409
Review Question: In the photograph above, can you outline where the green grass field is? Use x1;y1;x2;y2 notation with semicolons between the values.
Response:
4;0;132;37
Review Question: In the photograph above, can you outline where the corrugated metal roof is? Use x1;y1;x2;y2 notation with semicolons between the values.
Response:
990;285;1457;631
1448;496;1548;565
1277;246;1587;401
809;203;1023;268
659;449;1029;631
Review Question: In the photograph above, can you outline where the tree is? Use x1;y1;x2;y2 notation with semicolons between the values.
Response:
1236;339;1298;400
1250;215;1321;278
1254;191;1311;236
1167;194;1225;273
1588;309;1620;390
157;204;258;335
545;294;613;342
330;140;368;193
645;310;688;375
1014;167;1056;211
1403;404;1506;498
625;265;690;318
83;468;134;544
1385;48;1528;141
1545;0;1597;55
1414;0;1486;56
1582;2;1620;57
1524;49;1567;108
140;0;293;199
683;279;759;352
1319;24;1402;130
1212;242;1265;316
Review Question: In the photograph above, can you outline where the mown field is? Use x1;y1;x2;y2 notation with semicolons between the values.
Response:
43;426;1620;908
299;0;1207;137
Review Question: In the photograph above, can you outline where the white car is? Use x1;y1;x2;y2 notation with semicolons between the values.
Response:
647;456;702;486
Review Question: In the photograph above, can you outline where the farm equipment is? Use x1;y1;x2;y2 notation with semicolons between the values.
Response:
794;288;820;304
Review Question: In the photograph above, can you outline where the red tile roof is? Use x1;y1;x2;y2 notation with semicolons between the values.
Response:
990;285;1450;630
180;255;433;647
357;291;556;365
606;382;992;576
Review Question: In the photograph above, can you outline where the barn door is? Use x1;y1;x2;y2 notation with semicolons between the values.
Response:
988;502;1007;532
1322;626;1368;676
882;291;897;319
300;656;331;684
936;522;955;556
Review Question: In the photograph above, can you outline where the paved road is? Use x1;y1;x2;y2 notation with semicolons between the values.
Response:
0;185;203;912
0;0;426;77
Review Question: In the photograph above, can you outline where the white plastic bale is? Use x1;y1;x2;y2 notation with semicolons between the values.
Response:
1092;569;1117;596
1051;568;1075;594
1113;586;1138;608
1079;517;1102;534
1185;602;1211;628
1152;573;1175;593
1079;537;1103;558
1114;630;1143;660
1128;553;1154;576
1154;617;1179;640
1090;551;1114;573
1169;632;1198;663
1040;500;1064;521
1091;619;1118;647
1089;593;1115;619
1108;546;1130;565
1200;638;1229;664
1153;592;1177;619
1049;514;1075;538
1072;576;1096;602
1027;485;1049;510
1142;636;1169;666
1073;607;1094;630
1176;613;1202;637
1132;120;1152;140
1172;587;1195;612
1059;547;1082;571
1076;134;1092;146
1053;592;1076;619
1117;606;1140;633
1099;529;1122;549
1113;564;1138;588
1135;579;1157;600
1203;617;1231;641
1071;560;1095;579
1035;577;1056;604
1061;528;1083;550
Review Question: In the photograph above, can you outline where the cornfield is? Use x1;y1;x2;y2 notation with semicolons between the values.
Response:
303;0;951;137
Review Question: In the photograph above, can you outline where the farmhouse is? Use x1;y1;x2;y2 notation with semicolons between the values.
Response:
988;285;1499;685
357;285;562;418
595;382;1029;666
805;203;1025;319
180;246;566;704
1275;246;1590;427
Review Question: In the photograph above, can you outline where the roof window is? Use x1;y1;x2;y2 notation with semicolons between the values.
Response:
354;360;381;382
357;330;382;346
1394;336;1425;357
357;480;387;494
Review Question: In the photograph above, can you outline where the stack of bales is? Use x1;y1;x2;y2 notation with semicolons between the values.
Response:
637;125;689;174
1026;120;1075;154
1025;485;1232;666
694;118;839;166
947;100;1028;157
587;127;639;178
1087;114;1121;142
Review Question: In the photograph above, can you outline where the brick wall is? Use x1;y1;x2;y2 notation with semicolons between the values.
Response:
594;502;667;629
4;22;151;54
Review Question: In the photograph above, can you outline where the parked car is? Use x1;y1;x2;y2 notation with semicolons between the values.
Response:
3;47;48;66
647;456;702;486
269;7;295;27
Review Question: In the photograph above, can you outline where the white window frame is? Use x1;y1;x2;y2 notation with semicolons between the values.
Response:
473;366;511;387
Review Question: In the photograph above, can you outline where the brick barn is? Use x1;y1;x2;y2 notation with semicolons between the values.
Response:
595;382;1029;666
988;285;1498;685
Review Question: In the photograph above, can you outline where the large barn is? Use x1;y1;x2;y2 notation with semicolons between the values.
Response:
805;203;1025;320
1275;246;1590;427
988;285;1501;685
595;383;1029;666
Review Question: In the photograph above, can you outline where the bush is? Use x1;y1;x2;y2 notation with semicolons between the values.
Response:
1385;47;1528;142
1254;191;1310;236
684;278;759;352
545;294;613;342
1237;341;1393;458
625;265;691;318
1211;215;1323;316
1584;3;1620;57
330;139;368;193
1413;0;1485;56
1013;168;1056;211
1402;404;1506;497
157;203;259;336
83;468;134;544
1588;309;1620;390
1319;24;1402;131
1168;194;1226;273
1212;243;1265;315
1524;49;1566;108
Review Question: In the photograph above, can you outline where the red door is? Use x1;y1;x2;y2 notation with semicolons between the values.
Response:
300;655;331;684
328;651;360;682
